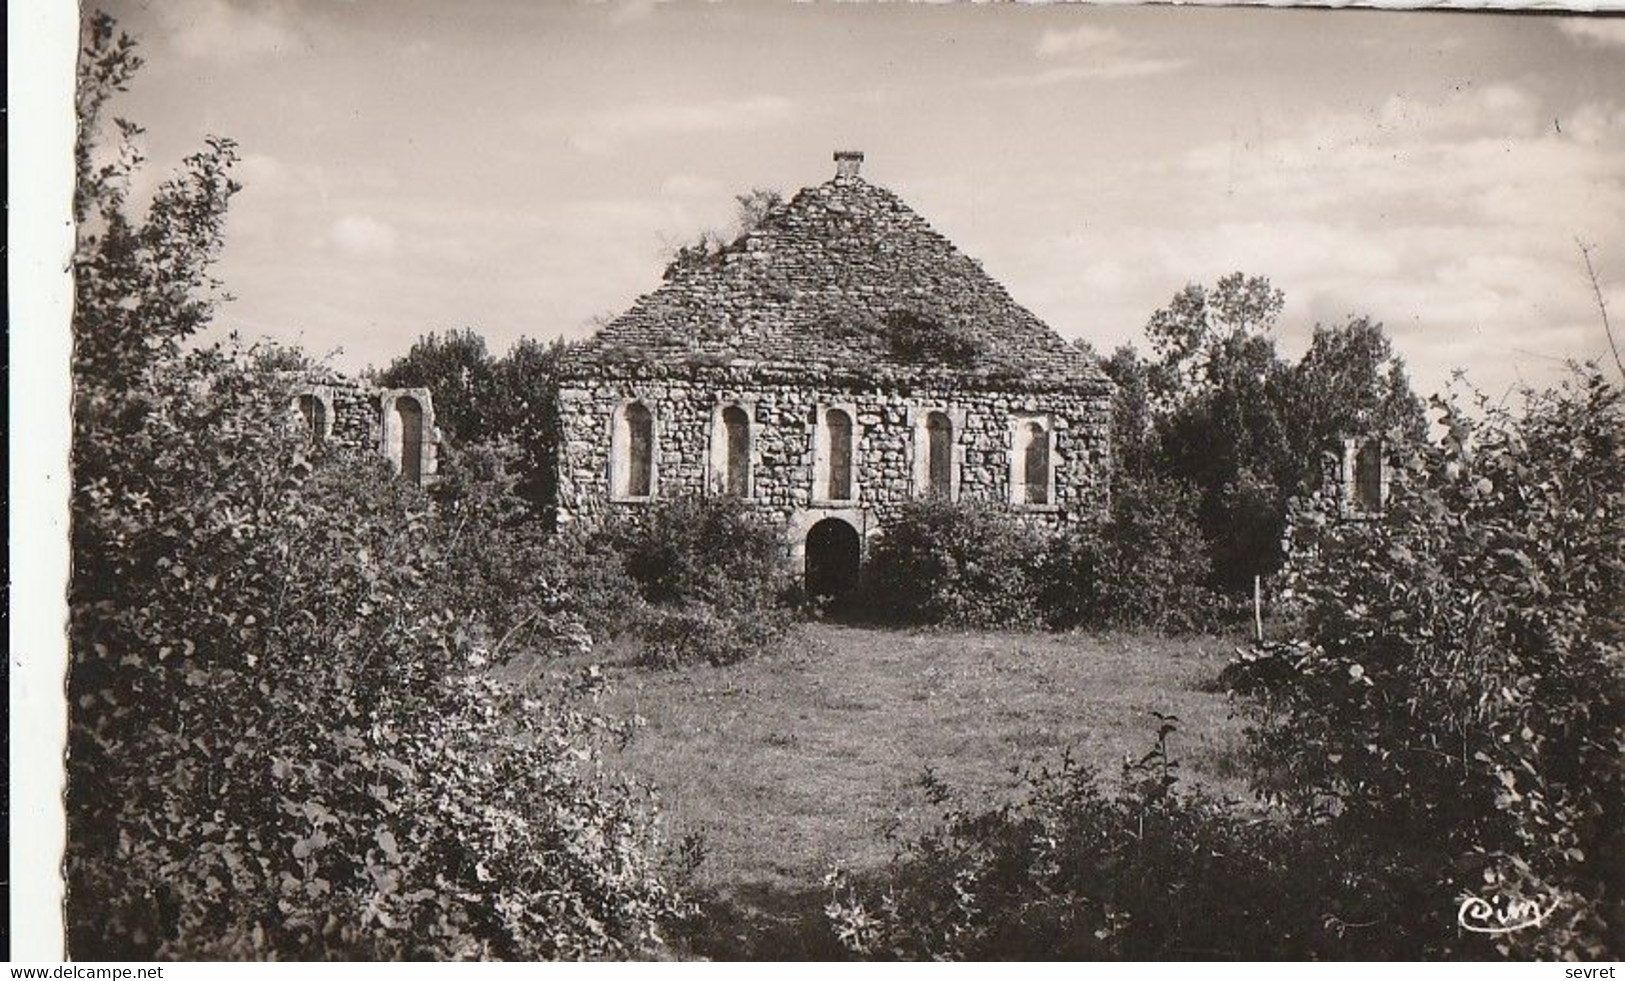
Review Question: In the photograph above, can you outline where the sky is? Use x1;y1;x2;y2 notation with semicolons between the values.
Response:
96;0;1625;401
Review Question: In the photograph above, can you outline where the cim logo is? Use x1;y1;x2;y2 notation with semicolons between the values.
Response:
1457;892;1559;935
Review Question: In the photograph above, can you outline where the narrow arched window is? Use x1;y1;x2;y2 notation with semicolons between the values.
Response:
925;411;953;499
296;393;327;444
392;395;425;485
826;408;854;502
1020;421;1050;506
722;406;751;497
1354;440;1383;511
619;402;654;498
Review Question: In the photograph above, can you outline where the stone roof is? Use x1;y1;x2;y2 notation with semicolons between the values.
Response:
563;157;1109;393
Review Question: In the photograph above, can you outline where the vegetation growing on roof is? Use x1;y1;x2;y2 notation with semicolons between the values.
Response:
881;309;988;365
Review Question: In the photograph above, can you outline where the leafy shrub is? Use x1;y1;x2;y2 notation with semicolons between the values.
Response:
537;526;645;646
599;496;793;666
825;722;1375;960
604;495;788;612
70;350;692;959
1044;476;1221;633
1225;368;1625;959
68;17;688;958
632;602;793;670
862;499;1048;629
882;309;987;365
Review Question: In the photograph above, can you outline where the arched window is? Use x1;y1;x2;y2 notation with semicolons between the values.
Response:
1354;439;1383;511
826;408;854;502
721;405;751;497
1014;420;1051;506
924;411;953;499
391;395;425;485
614;401;655;499
295;393;327;444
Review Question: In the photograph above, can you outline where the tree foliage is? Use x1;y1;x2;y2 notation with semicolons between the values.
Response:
662;187;785;276
1118;273;1426;592
861;499;1050;630
378;331;570;519
1227;367;1624;959
68;13;687;959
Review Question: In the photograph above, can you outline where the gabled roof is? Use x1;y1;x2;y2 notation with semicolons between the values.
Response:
564;160;1109;392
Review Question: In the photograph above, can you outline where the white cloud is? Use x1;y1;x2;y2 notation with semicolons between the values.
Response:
1036;25;1123;58
987;59;1189;89
326;215;399;258
997;22;1187;87
1137;85;1625;395
661;174;725;198
606;0;662;27
545;95;797;154
159;0;308;61
1558;18;1625;48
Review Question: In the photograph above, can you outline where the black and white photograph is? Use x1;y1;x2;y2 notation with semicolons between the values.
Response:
11;0;1625;964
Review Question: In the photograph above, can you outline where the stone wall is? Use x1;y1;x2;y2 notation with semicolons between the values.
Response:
287;374;442;485
558;371;1112;549
558;153;1116;565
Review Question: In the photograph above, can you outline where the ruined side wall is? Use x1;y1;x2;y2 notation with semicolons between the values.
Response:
557;374;1111;537
288;376;441;484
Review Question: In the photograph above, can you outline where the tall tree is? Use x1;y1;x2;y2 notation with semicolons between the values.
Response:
1145;272;1286;407
1288;316;1427;466
376;328;496;444
1101;344;1159;482
487;335;570;520
1142;274;1294;589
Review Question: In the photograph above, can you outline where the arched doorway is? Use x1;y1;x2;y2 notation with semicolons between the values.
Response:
805;517;861;600
391;395;425;485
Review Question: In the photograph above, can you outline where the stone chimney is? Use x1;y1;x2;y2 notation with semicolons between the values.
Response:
834;150;864;178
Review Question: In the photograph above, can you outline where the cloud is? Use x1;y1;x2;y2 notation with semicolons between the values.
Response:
1558;18;1625;48
158;0;309;61
605;0;662;27
544;95;797;154
1036;25;1124;58
1142;84;1625;395
661;174;725;198
987;59;1189;89
325;215;399;258
991;22;1187;87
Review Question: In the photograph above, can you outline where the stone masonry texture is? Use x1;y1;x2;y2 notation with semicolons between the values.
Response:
558;153;1115;553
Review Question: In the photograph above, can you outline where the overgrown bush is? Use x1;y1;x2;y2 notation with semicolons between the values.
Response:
1044;476;1219;633
70;349;692;958
632;602;793;669
603;495;787;611
825;722;1377;960
862;498;1048;629
598;495;793;666
1225;368;1624;959
68;15;688;958
883;309;987;365
536;526;645;647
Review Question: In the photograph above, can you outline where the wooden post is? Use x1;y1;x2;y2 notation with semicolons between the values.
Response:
1254;575;1264;642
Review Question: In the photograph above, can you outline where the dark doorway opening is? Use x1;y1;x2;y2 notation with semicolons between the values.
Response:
804;518;860;601
393;396;424;486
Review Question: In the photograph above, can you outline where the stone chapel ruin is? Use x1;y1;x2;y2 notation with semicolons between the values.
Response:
557;151;1114;597
288;372;441;486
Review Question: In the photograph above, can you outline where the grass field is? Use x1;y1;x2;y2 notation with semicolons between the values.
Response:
590;623;1252;958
